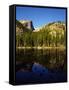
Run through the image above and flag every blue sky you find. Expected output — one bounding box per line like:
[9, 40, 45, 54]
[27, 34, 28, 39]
[16, 6, 66, 28]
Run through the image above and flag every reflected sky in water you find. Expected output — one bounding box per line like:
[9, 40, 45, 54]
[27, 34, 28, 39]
[16, 48, 67, 84]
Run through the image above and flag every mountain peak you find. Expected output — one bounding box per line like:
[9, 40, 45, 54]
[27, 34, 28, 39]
[33, 21, 65, 32]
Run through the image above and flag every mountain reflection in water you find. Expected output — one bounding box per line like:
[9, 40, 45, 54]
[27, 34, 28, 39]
[16, 48, 67, 84]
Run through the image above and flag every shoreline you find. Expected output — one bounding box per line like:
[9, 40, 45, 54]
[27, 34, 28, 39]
[16, 46, 66, 50]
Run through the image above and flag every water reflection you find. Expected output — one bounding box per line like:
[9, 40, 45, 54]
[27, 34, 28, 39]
[16, 48, 66, 71]
[16, 48, 67, 84]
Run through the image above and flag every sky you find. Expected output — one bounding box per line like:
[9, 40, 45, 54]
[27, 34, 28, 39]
[16, 6, 66, 29]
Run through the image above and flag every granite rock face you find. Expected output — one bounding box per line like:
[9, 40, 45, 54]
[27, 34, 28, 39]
[19, 20, 34, 30]
[16, 20, 34, 35]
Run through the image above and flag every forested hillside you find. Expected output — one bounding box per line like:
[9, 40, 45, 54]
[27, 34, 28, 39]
[16, 20, 66, 47]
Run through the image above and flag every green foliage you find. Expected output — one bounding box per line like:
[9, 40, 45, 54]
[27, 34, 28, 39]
[16, 21, 66, 47]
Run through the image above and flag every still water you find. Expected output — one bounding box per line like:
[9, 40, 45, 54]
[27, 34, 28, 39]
[16, 48, 67, 84]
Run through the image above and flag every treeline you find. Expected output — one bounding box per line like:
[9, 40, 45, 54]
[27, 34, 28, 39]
[16, 28, 66, 47]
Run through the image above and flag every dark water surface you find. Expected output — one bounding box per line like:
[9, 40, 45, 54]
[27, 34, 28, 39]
[16, 48, 67, 84]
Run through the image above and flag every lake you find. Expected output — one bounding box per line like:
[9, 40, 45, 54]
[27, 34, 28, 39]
[16, 48, 67, 84]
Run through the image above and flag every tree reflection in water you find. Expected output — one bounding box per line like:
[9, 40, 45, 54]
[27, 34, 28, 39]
[16, 48, 67, 84]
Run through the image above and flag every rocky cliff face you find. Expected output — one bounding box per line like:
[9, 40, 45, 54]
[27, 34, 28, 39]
[19, 20, 34, 30]
[16, 20, 34, 35]
[33, 21, 66, 33]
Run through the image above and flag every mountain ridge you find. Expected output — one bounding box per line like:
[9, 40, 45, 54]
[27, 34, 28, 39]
[33, 21, 66, 32]
[16, 20, 66, 35]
